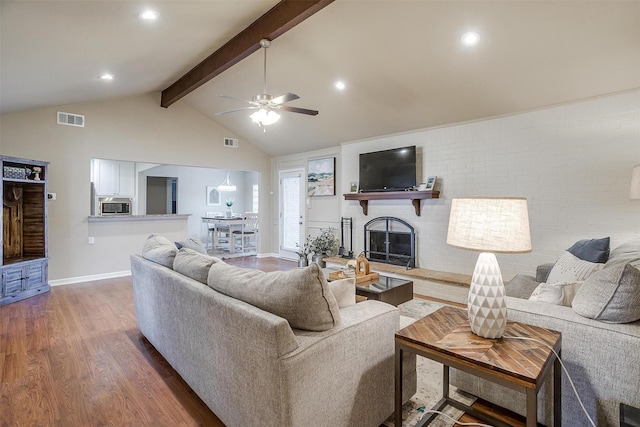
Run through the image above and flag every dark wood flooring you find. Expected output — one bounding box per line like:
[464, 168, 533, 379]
[1, 256, 523, 426]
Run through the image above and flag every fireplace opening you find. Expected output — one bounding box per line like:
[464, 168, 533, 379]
[364, 217, 415, 268]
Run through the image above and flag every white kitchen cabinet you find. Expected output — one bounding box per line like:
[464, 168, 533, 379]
[93, 159, 135, 196]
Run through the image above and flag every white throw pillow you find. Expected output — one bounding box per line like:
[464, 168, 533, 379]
[546, 251, 604, 284]
[528, 282, 582, 306]
[329, 278, 356, 308]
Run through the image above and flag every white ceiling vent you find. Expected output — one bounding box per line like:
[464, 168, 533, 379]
[223, 137, 239, 148]
[57, 111, 85, 127]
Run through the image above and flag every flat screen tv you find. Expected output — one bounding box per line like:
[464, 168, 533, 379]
[358, 146, 417, 192]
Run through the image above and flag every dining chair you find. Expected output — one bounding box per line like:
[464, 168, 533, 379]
[205, 211, 229, 252]
[232, 213, 259, 254]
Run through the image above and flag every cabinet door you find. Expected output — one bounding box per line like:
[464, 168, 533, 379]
[2, 267, 25, 297]
[25, 260, 46, 289]
[117, 161, 135, 196]
[94, 159, 118, 195]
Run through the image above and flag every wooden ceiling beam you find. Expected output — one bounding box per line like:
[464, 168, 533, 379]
[161, 0, 335, 108]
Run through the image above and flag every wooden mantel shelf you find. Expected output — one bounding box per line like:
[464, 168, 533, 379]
[343, 190, 440, 216]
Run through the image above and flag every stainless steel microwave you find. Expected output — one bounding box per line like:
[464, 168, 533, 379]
[99, 198, 132, 216]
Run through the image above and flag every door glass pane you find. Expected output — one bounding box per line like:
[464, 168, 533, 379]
[282, 174, 301, 251]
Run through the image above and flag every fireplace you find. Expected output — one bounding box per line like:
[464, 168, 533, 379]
[364, 217, 415, 268]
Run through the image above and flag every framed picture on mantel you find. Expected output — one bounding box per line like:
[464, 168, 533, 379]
[308, 157, 335, 197]
[425, 176, 437, 190]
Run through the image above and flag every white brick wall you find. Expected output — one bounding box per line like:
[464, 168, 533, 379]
[341, 90, 640, 278]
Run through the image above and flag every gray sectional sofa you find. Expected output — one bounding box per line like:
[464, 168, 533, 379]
[451, 238, 640, 426]
[130, 234, 416, 427]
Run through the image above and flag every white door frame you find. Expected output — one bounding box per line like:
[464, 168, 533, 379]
[278, 168, 306, 260]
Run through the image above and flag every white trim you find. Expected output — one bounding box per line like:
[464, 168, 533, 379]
[50, 270, 131, 286]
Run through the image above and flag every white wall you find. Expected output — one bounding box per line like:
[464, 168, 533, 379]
[0, 93, 272, 281]
[340, 90, 640, 278]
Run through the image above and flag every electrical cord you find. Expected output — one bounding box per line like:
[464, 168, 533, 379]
[417, 335, 597, 427]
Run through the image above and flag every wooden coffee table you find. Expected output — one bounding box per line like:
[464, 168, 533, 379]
[323, 269, 413, 306]
[395, 306, 562, 427]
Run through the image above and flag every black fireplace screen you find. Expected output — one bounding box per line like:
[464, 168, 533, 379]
[364, 217, 415, 268]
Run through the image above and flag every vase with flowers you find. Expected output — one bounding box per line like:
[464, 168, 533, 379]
[295, 235, 312, 267]
[309, 228, 339, 268]
[225, 198, 234, 217]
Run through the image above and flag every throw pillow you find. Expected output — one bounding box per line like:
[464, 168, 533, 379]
[207, 262, 341, 331]
[142, 233, 178, 268]
[605, 237, 640, 269]
[572, 263, 640, 323]
[528, 282, 582, 307]
[566, 237, 610, 263]
[329, 278, 356, 308]
[546, 251, 604, 284]
[173, 248, 223, 284]
[175, 236, 208, 255]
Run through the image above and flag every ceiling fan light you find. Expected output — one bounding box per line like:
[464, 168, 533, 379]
[250, 108, 280, 126]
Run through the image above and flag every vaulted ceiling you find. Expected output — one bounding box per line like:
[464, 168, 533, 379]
[2, 1, 639, 156]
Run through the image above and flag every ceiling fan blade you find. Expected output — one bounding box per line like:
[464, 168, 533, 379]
[271, 93, 300, 105]
[215, 106, 260, 116]
[279, 105, 319, 116]
[218, 94, 258, 106]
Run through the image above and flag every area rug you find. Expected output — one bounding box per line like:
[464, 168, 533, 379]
[384, 299, 476, 427]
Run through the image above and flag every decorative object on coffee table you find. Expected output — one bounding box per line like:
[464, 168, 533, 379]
[446, 197, 531, 339]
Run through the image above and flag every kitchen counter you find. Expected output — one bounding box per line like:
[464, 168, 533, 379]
[87, 214, 191, 223]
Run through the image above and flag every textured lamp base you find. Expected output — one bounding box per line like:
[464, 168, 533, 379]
[467, 252, 507, 339]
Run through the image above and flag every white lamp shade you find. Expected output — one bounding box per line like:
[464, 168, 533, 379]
[631, 164, 640, 200]
[447, 197, 532, 253]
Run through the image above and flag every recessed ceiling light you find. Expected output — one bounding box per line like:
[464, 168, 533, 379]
[334, 81, 346, 90]
[461, 31, 480, 46]
[99, 73, 114, 81]
[138, 10, 159, 21]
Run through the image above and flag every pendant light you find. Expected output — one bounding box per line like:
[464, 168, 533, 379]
[218, 170, 236, 192]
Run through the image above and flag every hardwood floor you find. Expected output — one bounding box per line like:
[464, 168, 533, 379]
[0, 277, 225, 426]
[1, 256, 522, 426]
[0, 256, 295, 426]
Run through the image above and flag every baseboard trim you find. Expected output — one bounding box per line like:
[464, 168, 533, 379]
[50, 270, 132, 286]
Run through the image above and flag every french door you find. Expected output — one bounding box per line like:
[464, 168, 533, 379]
[279, 169, 305, 260]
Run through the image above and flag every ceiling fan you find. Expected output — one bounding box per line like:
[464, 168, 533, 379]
[215, 39, 319, 128]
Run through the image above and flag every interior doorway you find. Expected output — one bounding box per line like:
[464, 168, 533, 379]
[147, 176, 178, 214]
[279, 169, 305, 260]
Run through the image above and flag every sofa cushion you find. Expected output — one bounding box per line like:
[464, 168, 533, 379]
[605, 237, 640, 269]
[173, 248, 224, 284]
[175, 236, 208, 255]
[572, 263, 640, 323]
[329, 278, 356, 308]
[528, 282, 582, 306]
[207, 263, 341, 331]
[566, 237, 610, 263]
[546, 251, 604, 284]
[505, 274, 539, 299]
[142, 234, 177, 268]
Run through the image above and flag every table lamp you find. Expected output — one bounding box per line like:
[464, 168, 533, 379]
[447, 197, 531, 339]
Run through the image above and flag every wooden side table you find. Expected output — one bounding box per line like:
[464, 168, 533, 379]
[395, 306, 561, 427]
